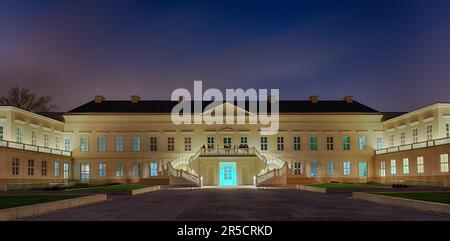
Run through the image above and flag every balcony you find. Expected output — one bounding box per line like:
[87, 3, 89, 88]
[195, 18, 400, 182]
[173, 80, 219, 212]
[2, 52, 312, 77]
[375, 136, 450, 155]
[199, 145, 257, 157]
[0, 139, 71, 157]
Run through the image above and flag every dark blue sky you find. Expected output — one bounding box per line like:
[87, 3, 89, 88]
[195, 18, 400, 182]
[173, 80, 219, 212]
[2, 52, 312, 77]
[1, 0, 450, 112]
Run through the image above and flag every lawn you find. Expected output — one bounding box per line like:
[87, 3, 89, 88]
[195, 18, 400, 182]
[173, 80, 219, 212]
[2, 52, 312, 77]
[0, 195, 83, 210]
[307, 183, 390, 189]
[84, 184, 149, 191]
[376, 192, 450, 205]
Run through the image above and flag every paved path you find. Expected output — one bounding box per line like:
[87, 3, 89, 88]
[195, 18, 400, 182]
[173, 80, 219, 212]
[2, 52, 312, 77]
[26, 187, 450, 221]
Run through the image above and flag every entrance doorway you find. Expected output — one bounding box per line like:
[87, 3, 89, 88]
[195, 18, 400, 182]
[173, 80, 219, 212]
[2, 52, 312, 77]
[219, 162, 237, 186]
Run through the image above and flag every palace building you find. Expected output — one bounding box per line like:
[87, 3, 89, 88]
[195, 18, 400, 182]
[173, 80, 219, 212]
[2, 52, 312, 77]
[0, 95, 449, 190]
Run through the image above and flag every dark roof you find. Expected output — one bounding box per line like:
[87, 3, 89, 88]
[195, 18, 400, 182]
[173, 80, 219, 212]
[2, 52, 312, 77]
[66, 100, 380, 114]
[381, 112, 408, 121]
[37, 112, 65, 122]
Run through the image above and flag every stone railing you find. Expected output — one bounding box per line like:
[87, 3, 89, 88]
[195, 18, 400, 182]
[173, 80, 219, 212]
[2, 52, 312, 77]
[0, 139, 71, 157]
[375, 136, 450, 155]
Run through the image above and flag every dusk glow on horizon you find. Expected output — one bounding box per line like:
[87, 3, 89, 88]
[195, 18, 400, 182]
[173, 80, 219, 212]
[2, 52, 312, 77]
[1, 0, 450, 112]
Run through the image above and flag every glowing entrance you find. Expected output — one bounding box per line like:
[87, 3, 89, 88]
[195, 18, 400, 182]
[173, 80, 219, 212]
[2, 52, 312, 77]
[219, 162, 237, 186]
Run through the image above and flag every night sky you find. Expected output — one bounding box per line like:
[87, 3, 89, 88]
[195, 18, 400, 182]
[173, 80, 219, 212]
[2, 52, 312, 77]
[1, 0, 450, 112]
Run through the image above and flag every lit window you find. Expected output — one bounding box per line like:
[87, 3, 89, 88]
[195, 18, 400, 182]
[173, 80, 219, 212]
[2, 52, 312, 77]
[380, 161, 386, 177]
[54, 160, 60, 177]
[389, 134, 394, 147]
[116, 163, 124, 177]
[184, 137, 192, 151]
[417, 156, 424, 174]
[359, 136, 367, 150]
[426, 124, 433, 141]
[359, 162, 367, 177]
[16, 126, 24, 143]
[44, 133, 49, 148]
[293, 137, 301, 151]
[63, 163, 69, 179]
[168, 137, 175, 151]
[80, 163, 90, 182]
[31, 130, 37, 146]
[390, 159, 397, 175]
[400, 132, 405, 146]
[293, 161, 302, 175]
[133, 136, 141, 152]
[41, 160, 47, 176]
[80, 136, 89, 152]
[150, 162, 158, 176]
[28, 159, 34, 176]
[150, 137, 158, 151]
[310, 161, 318, 176]
[12, 158, 19, 176]
[99, 163, 106, 177]
[403, 158, 409, 174]
[133, 163, 141, 177]
[98, 136, 106, 152]
[326, 161, 335, 176]
[412, 128, 418, 143]
[64, 137, 70, 152]
[343, 161, 351, 176]
[260, 137, 267, 151]
[310, 136, 317, 151]
[277, 136, 284, 151]
[440, 154, 449, 173]
[326, 137, 334, 151]
[376, 136, 383, 150]
[115, 136, 124, 152]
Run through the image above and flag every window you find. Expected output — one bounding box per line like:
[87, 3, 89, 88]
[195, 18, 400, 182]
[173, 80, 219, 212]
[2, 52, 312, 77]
[207, 136, 214, 149]
[400, 132, 405, 146]
[326, 136, 334, 151]
[168, 137, 175, 151]
[99, 163, 106, 177]
[440, 154, 449, 173]
[223, 137, 231, 148]
[133, 163, 141, 177]
[240, 136, 248, 145]
[115, 136, 124, 152]
[80, 163, 90, 182]
[98, 136, 106, 152]
[389, 134, 394, 147]
[80, 136, 89, 152]
[390, 159, 397, 175]
[310, 136, 317, 151]
[293, 137, 301, 151]
[326, 161, 335, 176]
[380, 161, 386, 177]
[41, 161, 47, 176]
[54, 161, 60, 177]
[426, 124, 433, 141]
[412, 128, 418, 143]
[446, 123, 450, 137]
[116, 163, 124, 177]
[150, 162, 158, 176]
[55, 136, 60, 150]
[150, 137, 158, 151]
[359, 136, 367, 150]
[184, 137, 191, 151]
[260, 137, 267, 151]
[16, 126, 24, 143]
[342, 136, 350, 150]
[64, 137, 70, 152]
[403, 158, 409, 174]
[63, 163, 69, 179]
[310, 161, 318, 176]
[343, 161, 351, 176]
[44, 133, 49, 148]
[293, 161, 302, 175]
[359, 162, 367, 177]
[277, 136, 284, 151]
[132, 136, 141, 152]
[28, 159, 34, 176]
[31, 130, 37, 146]
[12, 158, 19, 175]
[417, 156, 424, 174]
[376, 136, 383, 150]
[0, 126, 3, 140]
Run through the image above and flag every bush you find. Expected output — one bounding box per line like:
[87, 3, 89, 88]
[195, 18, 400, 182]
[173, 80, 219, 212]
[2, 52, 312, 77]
[392, 184, 410, 188]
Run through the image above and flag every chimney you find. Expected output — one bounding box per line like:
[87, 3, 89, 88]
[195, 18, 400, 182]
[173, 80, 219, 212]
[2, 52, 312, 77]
[309, 95, 318, 103]
[343, 96, 353, 103]
[94, 95, 105, 103]
[131, 95, 140, 103]
[178, 96, 184, 102]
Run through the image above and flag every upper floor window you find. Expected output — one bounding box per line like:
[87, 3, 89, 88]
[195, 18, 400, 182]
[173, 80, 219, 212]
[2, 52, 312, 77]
[207, 136, 214, 149]
[390, 159, 397, 175]
[99, 163, 106, 177]
[44, 133, 49, 148]
[223, 137, 231, 148]
[293, 137, 301, 151]
[293, 161, 302, 175]
[343, 161, 351, 176]
[260, 137, 268, 151]
[359, 136, 367, 150]
[446, 123, 450, 137]
[400, 132, 405, 146]
[412, 128, 418, 143]
[184, 137, 191, 151]
[132, 136, 141, 152]
[440, 154, 449, 173]
[41, 160, 47, 176]
[359, 162, 367, 177]
[389, 134, 394, 147]
[55, 136, 60, 150]
[115, 136, 124, 152]
[150, 137, 158, 151]
[64, 137, 70, 152]
[98, 136, 106, 152]
[417, 156, 424, 174]
[403, 158, 409, 174]
[326, 161, 335, 176]
[12, 158, 19, 176]
[31, 130, 37, 146]
[326, 137, 334, 151]
[240, 136, 247, 145]
[277, 136, 284, 151]
[342, 136, 350, 151]
[380, 161, 386, 177]
[28, 159, 34, 176]
[0, 126, 3, 140]
[376, 136, 383, 150]
[80, 136, 89, 152]
[16, 126, 24, 143]
[310, 136, 317, 151]
[426, 124, 433, 141]
[168, 137, 175, 151]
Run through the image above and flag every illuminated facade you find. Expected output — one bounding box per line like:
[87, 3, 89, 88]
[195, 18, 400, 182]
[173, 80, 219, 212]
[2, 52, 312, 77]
[0, 96, 449, 190]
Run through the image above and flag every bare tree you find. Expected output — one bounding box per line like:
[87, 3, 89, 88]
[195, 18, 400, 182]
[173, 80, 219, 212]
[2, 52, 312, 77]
[0, 86, 57, 112]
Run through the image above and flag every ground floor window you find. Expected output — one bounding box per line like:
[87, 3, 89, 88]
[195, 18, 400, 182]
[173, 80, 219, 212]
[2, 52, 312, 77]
[99, 163, 106, 177]
[133, 163, 141, 177]
[417, 156, 424, 174]
[63, 163, 69, 179]
[54, 160, 60, 177]
[150, 162, 158, 176]
[343, 161, 351, 176]
[380, 161, 386, 177]
[390, 159, 397, 175]
[81, 163, 90, 181]
[116, 163, 124, 177]
[326, 161, 335, 176]
[440, 154, 449, 173]
[403, 158, 409, 174]
[310, 161, 318, 176]
[359, 162, 367, 177]
[28, 159, 34, 176]
[293, 161, 302, 175]
[41, 160, 47, 176]
[12, 158, 19, 176]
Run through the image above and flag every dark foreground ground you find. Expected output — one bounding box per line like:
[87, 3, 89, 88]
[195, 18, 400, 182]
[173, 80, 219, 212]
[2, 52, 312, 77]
[24, 187, 450, 221]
